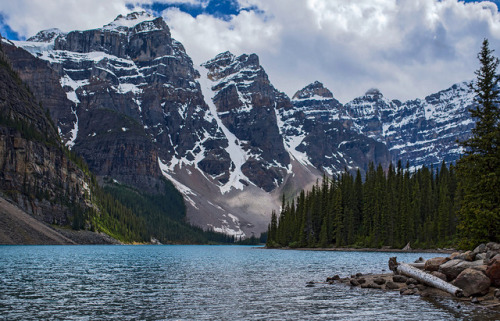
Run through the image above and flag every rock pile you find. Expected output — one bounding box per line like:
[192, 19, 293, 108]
[326, 242, 500, 306]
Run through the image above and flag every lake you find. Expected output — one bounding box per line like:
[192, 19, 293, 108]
[0, 245, 498, 320]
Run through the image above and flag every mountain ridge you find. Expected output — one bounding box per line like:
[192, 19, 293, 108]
[3, 12, 475, 238]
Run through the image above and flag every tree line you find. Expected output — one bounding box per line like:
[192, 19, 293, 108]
[267, 161, 458, 249]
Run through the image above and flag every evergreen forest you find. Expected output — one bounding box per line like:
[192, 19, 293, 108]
[266, 162, 459, 249]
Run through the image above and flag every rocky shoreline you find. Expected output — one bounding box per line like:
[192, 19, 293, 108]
[320, 242, 500, 311]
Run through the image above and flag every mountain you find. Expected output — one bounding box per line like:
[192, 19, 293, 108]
[0, 38, 123, 243]
[283, 81, 391, 176]
[3, 12, 475, 238]
[342, 84, 474, 168]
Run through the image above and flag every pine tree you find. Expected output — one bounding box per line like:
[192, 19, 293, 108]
[457, 39, 500, 248]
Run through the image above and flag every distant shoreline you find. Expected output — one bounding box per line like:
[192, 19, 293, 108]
[265, 247, 456, 254]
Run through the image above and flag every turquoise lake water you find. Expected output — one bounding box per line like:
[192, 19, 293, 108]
[0, 245, 498, 320]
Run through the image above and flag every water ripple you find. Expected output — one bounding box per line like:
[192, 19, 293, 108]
[1, 245, 499, 320]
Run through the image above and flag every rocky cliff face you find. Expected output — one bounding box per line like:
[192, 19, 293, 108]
[0, 42, 91, 225]
[282, 81, 391, 176]
[7, 12, 230, 194]
[201, 51, 291, 192]
[343, 84, 474, 168]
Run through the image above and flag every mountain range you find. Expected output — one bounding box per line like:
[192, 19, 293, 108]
[1, 12, 475, 239]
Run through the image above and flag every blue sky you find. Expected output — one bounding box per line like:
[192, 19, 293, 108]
[2, 0, 500, 102]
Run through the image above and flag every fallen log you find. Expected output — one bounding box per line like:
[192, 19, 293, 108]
[389, 257, 463, 297]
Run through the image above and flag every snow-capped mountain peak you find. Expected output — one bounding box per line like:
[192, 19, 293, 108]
[102, 11, 157, 31]
[292, 81, 334, 101]
[26, 28, 65, 43]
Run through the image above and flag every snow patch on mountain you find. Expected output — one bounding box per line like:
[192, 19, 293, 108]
[198, 66, 250, 194]
[102, 12, 156, 31]
[158, 158, 199, 209]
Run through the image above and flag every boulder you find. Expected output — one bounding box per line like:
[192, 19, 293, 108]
[484, 251, 499, 265]
[476, 253, 486, 261]
[350, 279, 360, 286]
[400, 288, 417, 295]
[393, 275, 408, 283]
[406, 278, 419, 285]
[357, 278, 366, 285]
[473, 243, 487, 254]
[430, 271, 447, 281]
[464, 251, 476, 262]
[385, 281, 399, 290]
[438, 259, 485, 281]
[373, 277, 386, 285]
[449, 252, 461, 260]
[452, 268, 491, 297]
[454, 251, 475, 261]
[416, 284, 427, 291]
[486, 242, 500, 252]
[486, 254, 500, 287]
[424, 257, 449, 272]
[494, 288, 500, 298]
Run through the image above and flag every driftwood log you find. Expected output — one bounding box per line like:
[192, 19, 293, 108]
[389, 257, 463, 297]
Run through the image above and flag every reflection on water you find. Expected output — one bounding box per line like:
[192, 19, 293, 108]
[0, 245, 499, 320]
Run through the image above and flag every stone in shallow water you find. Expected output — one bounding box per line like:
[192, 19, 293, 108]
[385, 281, 399, 290]
[393, 275, 408, 283]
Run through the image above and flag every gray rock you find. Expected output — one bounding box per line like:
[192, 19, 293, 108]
[474, 243, 487, 254]
[366, 283, 382, 289]
[393, 275, 408, 283]
[400, 288, 417, 295]
[430, 271, 447, 281]
[476, 253, 486, 261]
[373, 277, 386, 285]
[406, 278, 419, 285]
[494, 288, 500, 298]
[416, 284, 427, 291]
[486, 242, 500, 251]
[385, 281, 399, 290]
[438, 259, 485, 281]
[452, 268, 491, 297]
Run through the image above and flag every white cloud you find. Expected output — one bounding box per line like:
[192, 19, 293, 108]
[3, 0, 500, 102]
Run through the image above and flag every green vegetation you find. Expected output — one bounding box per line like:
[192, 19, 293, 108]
[266, 161, 458, 249]
[456, 38, 500, 248]
[102, 179, 235, 244]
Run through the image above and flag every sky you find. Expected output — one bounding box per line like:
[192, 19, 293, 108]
[2, 0, 500, 103]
